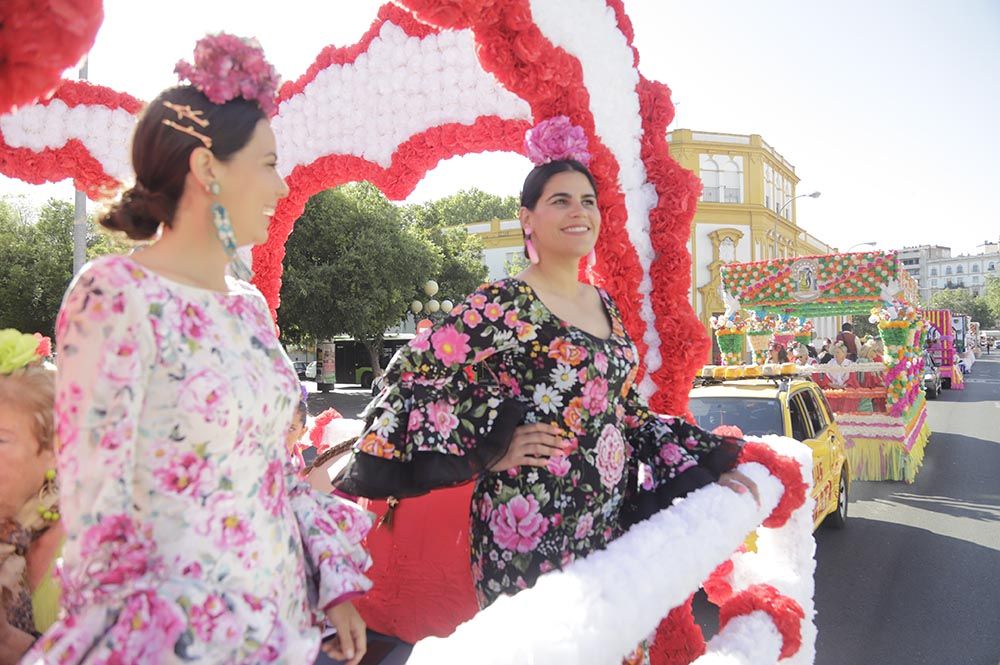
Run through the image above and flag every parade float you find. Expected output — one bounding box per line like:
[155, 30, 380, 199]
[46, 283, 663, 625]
[720, 251, 931, 483]
[1, 1, 820, 662]
[924, 309, 964, 390]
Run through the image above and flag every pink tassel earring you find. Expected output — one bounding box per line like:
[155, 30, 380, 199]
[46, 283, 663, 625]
[525, 234, 540, 264]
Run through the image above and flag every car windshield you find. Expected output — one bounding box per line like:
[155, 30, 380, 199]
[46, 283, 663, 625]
[688, 396, 784, 437]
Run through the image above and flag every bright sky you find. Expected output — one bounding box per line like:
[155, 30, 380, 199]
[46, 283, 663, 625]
[3, 0, 998, 255]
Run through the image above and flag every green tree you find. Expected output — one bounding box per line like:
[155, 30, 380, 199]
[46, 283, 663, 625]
[279, 183, 439, 374]
[984, 276, 1000, 326]
[403, 188, 519, 229]
[423, 224, 488, 304]
[0, 197, 132, 336]
[927, 287, 996, 328]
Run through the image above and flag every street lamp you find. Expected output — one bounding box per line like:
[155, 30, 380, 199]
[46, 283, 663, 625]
[846, 242, 877, 252]
[772, 191, 821, 258]
[410, 280, 453, 318]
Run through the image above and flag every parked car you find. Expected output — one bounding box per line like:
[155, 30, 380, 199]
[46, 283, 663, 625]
[305, 361, 317, 380]
[922, 352, 942, 399]
[688, 375, 849, 530]
[293, 361, 308, 380]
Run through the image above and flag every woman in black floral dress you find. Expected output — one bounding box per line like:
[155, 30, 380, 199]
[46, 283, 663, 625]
[336, 155, 757, 623]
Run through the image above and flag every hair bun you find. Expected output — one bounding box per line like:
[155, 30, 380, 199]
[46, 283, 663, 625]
[99, 182, 175, 240]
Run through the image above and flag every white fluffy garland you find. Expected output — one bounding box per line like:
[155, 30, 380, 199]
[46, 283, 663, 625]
[272, 22, 531, 174]
[693, 612, 784, 665]
[530, 0, 663, 400]
[701, 435, 816, 665]
[407, 451, 813, 665]
[0, 99, 135, 182]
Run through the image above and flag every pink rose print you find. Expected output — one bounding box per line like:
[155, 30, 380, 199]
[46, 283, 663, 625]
[574, 513, 594, 539]
[180, 302, 210, 340]
[546, 454, 571, 477]
[258, 459, 285, 516]
[98, 422, 133, 452]
[154, 451, 208, 496]
[489, 494, 549, 553]
[684, 435, 700, 450]
[74, 516, 158, 602]
[659, 443, 685, 466]
[426, 399, 460, 437]
[189, 594, 241, 644]
[106, 590, 185, 661]
[407, 409, 425, 432]
[100, 337, 142, 386]
[469, 293, 488, 309]
[595, 424, 626, 489]
[410, 327, 431, 352]
[504, 310, 519, 327]
[476, 494, 494, 522]
[594, 352, 609, 374]
[581, 377, 609, 415]
[431, 325, 471, 367]
[178, 368, 231, 426]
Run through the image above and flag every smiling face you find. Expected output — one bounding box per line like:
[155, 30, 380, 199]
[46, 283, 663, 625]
[520, 170, 600, 262]
[211, 119, 289, 247]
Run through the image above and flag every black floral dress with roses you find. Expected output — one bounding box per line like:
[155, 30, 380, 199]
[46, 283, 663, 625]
[336, 279, 740, 608]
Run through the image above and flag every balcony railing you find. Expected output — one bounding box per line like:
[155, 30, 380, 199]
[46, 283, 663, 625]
[701, 186, 742, 204]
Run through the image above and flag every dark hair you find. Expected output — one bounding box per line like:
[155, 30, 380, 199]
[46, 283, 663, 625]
[518, 159, 597, 258]
[520, 159, 597, 210]
[842, 322, 853, 332]
[100, 86, 267, 240]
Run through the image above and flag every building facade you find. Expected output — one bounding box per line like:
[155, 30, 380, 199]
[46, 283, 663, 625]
[897, 242, 999, 302]
[665, 130, 837, 336]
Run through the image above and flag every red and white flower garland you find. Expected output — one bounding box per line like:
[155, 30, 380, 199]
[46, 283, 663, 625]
[407, 435, 814, 665]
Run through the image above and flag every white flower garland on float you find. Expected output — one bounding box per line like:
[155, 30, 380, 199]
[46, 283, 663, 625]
[408, 436, 816, 665]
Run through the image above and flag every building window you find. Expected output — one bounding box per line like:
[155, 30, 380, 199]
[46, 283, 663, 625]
[957, 265, 964, 274]
[931, 278, 938, 287]
[946, 266, 952, 275]
[700, 155, 720, 203]
[972, 264, 980, 273]
[700, 155, 744, 204]
[930, 267, 938, 276]
[972, 275, 980, 284]
[989, 262, 997, 271]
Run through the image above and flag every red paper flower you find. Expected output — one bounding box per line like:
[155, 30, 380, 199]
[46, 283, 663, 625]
[718, 584, 805, 659]
[739, 442, 807, 529]
[0, 0, 104, 115]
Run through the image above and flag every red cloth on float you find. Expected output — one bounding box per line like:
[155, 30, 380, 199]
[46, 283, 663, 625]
[353, 486, 479, 643]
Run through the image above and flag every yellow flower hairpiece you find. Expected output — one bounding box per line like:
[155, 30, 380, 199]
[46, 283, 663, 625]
[0, 329, 50, 374]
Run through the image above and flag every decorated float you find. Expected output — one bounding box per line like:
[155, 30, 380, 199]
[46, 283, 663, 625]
[924, 309, 964, 390]
[719, 251, 931, 483]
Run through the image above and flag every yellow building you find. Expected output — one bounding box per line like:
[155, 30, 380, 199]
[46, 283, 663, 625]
[463, 129, 841, 347]
[666, 129, 838, 338]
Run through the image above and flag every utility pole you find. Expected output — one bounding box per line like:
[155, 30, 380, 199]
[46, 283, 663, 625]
[72, 58, 89, 275]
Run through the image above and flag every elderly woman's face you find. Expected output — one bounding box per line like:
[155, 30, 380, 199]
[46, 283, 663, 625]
[833, 346, 848, 361]
[0, 402, 54, 519]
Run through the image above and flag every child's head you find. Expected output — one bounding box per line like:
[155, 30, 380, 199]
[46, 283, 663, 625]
[286, 383, 309, 450]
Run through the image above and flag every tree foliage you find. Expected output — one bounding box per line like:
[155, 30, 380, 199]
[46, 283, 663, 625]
[278, 183, 439, 372]
[0, 197, 131, 336]
[402, 187, 518, 230]
[927, 286, 997, 328]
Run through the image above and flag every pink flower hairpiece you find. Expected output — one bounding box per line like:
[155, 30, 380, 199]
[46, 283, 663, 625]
[524, 115, 592, 167]
[174, 33, 280, 116]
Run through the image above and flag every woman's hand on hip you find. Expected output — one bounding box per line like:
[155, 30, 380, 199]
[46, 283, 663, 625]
[489, 423, 567, 472]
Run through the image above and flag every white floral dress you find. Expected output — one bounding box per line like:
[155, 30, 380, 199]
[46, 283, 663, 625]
[25, 255, 372, 664]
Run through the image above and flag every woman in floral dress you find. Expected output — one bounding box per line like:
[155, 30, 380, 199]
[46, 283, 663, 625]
[336, 119, 756, 659]
[24, 36, 372, 665]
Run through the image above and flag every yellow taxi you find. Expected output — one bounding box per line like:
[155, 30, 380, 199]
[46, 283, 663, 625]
[688, 371, 849, 530]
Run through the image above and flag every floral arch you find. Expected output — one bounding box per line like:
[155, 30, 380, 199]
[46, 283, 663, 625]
[0, 0, 705, 415]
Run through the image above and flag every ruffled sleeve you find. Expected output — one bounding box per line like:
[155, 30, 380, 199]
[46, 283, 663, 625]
[285, 478, 373, 611]
[619, 381, 743, 527]
[26, 260, 268, 663]
[335, 282, 529, 499]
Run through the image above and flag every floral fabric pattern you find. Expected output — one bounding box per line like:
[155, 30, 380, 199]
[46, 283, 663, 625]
[357, 279, 735, 608]
[26, 255, 372, 664]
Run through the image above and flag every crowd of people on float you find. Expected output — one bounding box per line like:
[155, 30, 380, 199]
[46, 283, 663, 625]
[0, 34, 762, 665]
